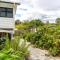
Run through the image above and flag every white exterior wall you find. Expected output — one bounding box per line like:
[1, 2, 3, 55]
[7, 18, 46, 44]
[0, 2, 17, 29]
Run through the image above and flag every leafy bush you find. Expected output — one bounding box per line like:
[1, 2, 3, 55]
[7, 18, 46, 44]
[15, 19, 60, 56]
[24, 24, 60, 56]
[49, 47, 60, 56]
[0, 48, 25, 60]
[0, 37, 6, 50]
[0, 36, 29, 60]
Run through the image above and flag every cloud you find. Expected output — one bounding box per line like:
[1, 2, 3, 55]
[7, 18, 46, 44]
[29, 0, 60, 10]
[20, 0, 60, 10]
[15, 0, 60, 22]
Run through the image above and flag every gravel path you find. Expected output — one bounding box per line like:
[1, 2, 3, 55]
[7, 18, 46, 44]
[28, 46, 60, 60]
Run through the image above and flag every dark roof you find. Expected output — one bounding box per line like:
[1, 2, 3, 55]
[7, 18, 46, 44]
[0, 1, 20, 5]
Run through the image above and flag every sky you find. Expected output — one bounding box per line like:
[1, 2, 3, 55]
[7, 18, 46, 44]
[15, 0, 60, 23]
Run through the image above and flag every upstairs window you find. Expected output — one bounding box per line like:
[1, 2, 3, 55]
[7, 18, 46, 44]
[0, 7, 13, 18]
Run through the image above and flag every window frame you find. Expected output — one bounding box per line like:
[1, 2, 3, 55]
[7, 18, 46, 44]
[0, 7, 13, 18]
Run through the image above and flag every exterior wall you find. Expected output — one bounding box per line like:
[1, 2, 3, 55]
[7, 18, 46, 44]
[0, 2, 17, 30]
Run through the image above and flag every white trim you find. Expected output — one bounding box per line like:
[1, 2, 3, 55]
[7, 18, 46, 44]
[0, 30, 14, 33]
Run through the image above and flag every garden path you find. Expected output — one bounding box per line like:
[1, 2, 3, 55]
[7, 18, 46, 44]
[28, 46, 60, 60]
[19, 39, 60, 60]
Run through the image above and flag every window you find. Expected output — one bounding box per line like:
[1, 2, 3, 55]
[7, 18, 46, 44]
[0, 7, 13, 18]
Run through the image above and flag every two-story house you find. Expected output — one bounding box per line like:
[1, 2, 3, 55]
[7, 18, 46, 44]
[0, 0, 20, 39]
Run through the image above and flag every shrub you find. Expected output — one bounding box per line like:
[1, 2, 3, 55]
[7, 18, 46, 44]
[0, 37, 6, 50]
[49, 47, 60, 56]
[0, 36, 29, 60]
[15, 19, 60, 56]
[24, 25, 60, 56]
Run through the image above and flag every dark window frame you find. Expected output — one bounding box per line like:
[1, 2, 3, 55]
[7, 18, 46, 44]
[0, 7, 13, 18]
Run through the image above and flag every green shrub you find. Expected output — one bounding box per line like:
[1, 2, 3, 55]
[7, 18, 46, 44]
[0, 36, 29, 60]
[15, 19, 60, 56]
[24, 25, 60, 56]
[49, 47, 60, 56]
[0, 48, 25, 60]
[0, 38, 6, 50]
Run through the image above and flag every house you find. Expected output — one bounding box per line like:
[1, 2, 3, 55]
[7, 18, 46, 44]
[0, 0, 20, 40]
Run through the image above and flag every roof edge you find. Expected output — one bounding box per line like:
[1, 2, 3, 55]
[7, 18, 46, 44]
[0, 1, 20, 5]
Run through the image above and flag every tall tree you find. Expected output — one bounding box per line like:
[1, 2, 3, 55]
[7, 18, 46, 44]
[15, 20, 21, 25]
[56, 18, 60, 25]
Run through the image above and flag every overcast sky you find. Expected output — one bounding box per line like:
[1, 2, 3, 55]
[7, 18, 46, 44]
[15, 0, 60, 23]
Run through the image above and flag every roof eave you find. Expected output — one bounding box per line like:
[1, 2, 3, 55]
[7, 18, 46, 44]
[0, 1, 20, 5]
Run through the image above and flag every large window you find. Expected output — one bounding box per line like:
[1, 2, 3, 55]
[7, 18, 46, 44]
[0, 7, 13, 18]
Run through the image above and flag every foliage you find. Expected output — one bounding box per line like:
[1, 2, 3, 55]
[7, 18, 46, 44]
[0, 38, 6, 50]
[16, 19, 44, 30]
[23, 23, 60, 56]
[0, 36, 29, 60]
[15, 19, 60, 56]
[56, 18, 60, 25]
[49, 47, 60, 56]
[15, 20, 21, 25]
